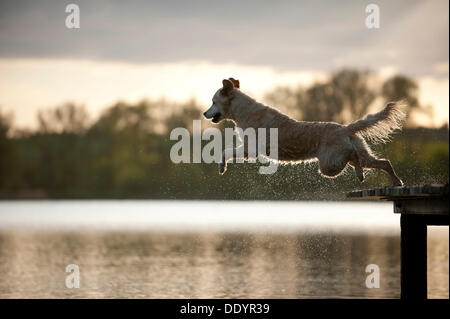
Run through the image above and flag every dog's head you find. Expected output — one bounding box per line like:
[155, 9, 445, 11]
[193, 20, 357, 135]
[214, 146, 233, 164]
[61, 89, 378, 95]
[203, 78, 240, 123]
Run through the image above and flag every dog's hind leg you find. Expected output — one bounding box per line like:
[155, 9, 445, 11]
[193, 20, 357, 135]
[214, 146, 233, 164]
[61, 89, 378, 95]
[352, 138, 403, 186]
[349, 149, 364, 183]
[350, 159, 364, 182]
[363, 157, 403, 186]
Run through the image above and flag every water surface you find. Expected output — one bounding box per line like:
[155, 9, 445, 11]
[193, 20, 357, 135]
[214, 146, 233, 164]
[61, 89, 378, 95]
[0, 201, 447, 298]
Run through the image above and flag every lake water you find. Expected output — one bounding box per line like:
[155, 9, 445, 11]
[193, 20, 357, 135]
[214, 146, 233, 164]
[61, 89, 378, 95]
[0, 201, 447, 298]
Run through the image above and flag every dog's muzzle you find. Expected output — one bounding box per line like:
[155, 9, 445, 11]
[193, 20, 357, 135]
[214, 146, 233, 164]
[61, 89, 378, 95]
[211, 113, 221, 123]
[203, 112, 221, 123]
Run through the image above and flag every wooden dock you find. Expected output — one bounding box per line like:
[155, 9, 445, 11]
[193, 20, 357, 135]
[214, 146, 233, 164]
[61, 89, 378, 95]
[347, 184, 449, 300]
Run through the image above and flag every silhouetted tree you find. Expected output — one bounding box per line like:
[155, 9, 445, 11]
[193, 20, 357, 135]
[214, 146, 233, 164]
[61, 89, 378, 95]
[381, 75, 433, 125]
[0, 110, 20, 189]
[164, 99, 203, 133]
[89, 100, 155, 135]
[382, 75, 419, 108]
[264, 86, 301, 119]
[265, 69, 376, 123]
[329, 69, 375, 121]
[38, 103, 90, 134]
[302, 82, 344, 122]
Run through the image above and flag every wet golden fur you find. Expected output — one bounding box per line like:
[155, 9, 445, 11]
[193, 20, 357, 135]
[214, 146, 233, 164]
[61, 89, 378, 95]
[203, 79, 405, 186]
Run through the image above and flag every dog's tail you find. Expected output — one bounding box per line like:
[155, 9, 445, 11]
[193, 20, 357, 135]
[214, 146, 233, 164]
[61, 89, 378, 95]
[345, 101, 406, 144]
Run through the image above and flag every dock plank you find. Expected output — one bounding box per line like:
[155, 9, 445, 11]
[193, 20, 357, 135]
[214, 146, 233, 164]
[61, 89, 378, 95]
[346, 184, 449, 201]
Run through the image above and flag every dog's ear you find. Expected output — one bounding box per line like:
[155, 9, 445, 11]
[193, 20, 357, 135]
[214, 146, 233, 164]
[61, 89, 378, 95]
[228, 78, 240, 89]
[221, 79, 234, 95]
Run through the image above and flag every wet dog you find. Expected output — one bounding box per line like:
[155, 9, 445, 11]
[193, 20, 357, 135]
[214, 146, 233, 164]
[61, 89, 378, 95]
[203, 78, 405, 186]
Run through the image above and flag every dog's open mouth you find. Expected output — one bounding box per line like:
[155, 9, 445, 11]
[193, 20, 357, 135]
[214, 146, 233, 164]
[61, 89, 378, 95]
[212, 113, 221, 123]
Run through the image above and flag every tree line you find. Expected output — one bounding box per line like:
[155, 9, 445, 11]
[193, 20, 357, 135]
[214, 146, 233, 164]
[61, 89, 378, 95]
[0, 69, 448, 199]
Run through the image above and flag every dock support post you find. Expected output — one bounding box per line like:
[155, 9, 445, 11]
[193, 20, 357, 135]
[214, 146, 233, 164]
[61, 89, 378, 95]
[400, 214, 427, 300]
[347, 184, 449, 299]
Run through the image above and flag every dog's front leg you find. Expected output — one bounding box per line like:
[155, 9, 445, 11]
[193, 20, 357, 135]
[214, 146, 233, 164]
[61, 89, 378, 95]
[219, 145, 247, 175]
[219, 147, 234, 175]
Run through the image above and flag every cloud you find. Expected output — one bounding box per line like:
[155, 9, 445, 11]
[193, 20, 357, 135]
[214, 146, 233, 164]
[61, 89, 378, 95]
[0, 0, 448, 77]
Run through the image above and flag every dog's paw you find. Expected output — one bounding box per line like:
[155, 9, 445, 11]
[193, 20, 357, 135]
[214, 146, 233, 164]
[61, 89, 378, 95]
[393, 179, 404, 187]
[219, 163, 227, 175]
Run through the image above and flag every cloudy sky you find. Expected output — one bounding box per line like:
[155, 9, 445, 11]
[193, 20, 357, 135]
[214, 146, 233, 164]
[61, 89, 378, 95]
[0, 0, 448, 128]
